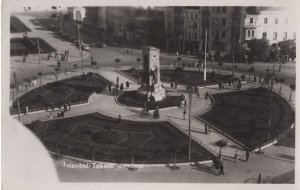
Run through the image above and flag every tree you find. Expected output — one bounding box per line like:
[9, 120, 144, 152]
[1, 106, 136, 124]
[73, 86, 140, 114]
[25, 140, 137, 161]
[217, 61, 223, 75]
[278, 40, 296, 61]
[215, 139, 228, 161]
[247, 39, 270, 62]
[289, 83, 295, 102]
[37, 71, 43, 85]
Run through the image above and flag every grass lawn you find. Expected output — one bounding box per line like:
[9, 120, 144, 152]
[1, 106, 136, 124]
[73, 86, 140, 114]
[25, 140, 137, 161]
[198, 87, 294, 150]
[122, 68, 233, 86]
[11, 72, 112, 114]
[10, 37, 56, 56]
[10, 16, 31, 33]
[26, 113, 214, 164]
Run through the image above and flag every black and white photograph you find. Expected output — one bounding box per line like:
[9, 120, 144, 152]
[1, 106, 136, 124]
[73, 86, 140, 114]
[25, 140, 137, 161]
[1, 0, 299, 189]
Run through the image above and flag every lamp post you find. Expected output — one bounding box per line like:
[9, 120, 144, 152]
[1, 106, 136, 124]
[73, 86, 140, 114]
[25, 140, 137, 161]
[187, 88, 193, 161]
[77, 21, 84, 75]
[204, 29, 207, 81]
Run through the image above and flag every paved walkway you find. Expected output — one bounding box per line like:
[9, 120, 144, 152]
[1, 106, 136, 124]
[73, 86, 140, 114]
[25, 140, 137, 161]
[11, 66, 295, 182]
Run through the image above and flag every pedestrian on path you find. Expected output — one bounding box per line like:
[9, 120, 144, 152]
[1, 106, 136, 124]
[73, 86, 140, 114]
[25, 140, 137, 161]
[197, 89, 200, 98]
[55, 51, 58, 58]
[25, 106, 29, 115]
[64, 104, 67, 112]
[120, 83, 124, 91]
[68, 102, 71, 111]
[175, 81, 178, 89]
[183, 108, 186, 120]
[50, 112, 53, 119]
[126, 81, 129, 88]
[116, 76, 119, 84]
[57, 112, 61, 118]
[218, 162, 224, 175]
[108, 85, 112, 94]
[61, 110, 65, 117]
[51, 102, 54, 111]
[246, 150, 250, 162]
[234, 150, 239, 164]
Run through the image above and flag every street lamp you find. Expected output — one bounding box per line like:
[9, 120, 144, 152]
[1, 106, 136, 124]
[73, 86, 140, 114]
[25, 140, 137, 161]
[187, 87, 194, 161]
[76, 21, 84, 76]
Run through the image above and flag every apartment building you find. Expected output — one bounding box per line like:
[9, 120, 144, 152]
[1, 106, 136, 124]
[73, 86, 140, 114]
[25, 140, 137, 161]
[244, 7, 296, 45]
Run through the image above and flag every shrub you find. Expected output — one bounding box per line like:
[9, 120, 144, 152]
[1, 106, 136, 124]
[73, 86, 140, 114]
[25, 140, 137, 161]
[175, 67, 184, 72]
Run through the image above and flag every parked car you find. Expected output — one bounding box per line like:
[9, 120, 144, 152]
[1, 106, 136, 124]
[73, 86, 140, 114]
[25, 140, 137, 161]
[96, 41, 106, 48]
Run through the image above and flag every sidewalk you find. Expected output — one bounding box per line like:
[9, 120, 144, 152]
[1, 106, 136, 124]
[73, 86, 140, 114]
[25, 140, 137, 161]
[11, 66, 295, 183]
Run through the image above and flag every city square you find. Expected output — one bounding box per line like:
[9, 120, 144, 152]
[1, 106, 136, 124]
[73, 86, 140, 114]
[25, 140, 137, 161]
[5, 5, 296, 184]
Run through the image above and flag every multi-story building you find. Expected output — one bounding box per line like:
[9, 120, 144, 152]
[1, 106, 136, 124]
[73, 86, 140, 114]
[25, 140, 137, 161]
[244, 7, 297, 45]
[209, 6, 247, 58]
[164, 7, 185, 52]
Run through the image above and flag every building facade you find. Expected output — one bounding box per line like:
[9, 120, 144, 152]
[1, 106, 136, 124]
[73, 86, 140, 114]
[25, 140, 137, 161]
[244, 7, 297, 45]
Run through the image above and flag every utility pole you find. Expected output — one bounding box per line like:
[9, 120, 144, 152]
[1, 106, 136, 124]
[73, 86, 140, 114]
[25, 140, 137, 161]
[204, 29, 207, 81]
[267, 49, 276, 141]
[37, 36, 41, 64]
[77, 23, 84, 75]
[188, 88, 193, 161]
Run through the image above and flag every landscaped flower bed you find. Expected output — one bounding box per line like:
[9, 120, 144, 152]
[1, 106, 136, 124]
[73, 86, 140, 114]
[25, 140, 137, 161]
[11, 72, 112, 114]
[26, 113, 214, 164]
[122, 68, 234, 86]
[117, 90, 182, 110]
[10, 37, 56, 56]
[10, 16, 31, 33]
[198, 87, 295, 150]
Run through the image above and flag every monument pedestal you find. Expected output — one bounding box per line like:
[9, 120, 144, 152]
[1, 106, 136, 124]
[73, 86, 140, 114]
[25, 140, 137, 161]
[136, 46, 166, 102]
[137, 84, 166, 101]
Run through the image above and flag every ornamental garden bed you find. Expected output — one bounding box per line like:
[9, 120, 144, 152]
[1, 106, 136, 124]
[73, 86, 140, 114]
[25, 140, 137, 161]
[122, 68, 234, 86]
[116, 90, 182, 110]
[198, 87, 295, 150]
[10, 37, 56, 56]
[26, 113, 214, 164]
[11, 72, 112, 114]
[10, 16, 31, 33]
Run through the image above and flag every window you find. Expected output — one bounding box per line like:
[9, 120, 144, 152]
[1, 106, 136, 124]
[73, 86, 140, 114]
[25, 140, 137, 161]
[252, 30, 254, 37]
[195, 14, 198, 20]
[212, 18, 215, 25]
[191, 14, 194, 19]
[273, 32, 277, 40]
[275, 18, 278, 24]
[185, 32, 188, 39]
[216, 31, 219, 40]
[212, 30, 214, 38]
[222, 7, 227, 13]
[194, 33, 198, 40]
[250, 18, 254, 24]
[285, 17, 288, 24]
[217, 7, 220, 13]
[248, 30, 251, 37]
[283, 32, 288, 40]
[263, 32, 267, 39]
[222, 31, 226, 38]
[264, 18, 268, 24]
[222, 18, 226, 25]
[213, 7, 216, 13]
[188, 32, 191, 39]
[193, 22, 198, 29]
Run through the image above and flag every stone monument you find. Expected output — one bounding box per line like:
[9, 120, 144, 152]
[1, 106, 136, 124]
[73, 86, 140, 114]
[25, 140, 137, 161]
[137, 46, 166, 101]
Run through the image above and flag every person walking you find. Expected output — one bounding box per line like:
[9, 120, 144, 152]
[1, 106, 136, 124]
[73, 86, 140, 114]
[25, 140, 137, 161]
[68, 102, 71, 111]
[116, 76, 119, 84]
[64, 104, 67, 112]
[108, 84, 112, 94]
[246, 150, 250, 162]
[218, 162, 224, 175]
[126, 81, 129, 88]
[25, 106, 29, 115]
[55, 51, 58, 58]
[183, 108, 186, 120]
[50, 112, 53, 119]
[120, 83, 124, 91]
[197, 89, 200, 98]
[234, 150, 239, 164]
[175, 81, 178, 89]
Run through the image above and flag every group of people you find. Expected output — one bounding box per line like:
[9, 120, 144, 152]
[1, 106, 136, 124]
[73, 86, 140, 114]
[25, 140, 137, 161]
[108, 76, 130, 95]
[48, 101, 71, 119]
